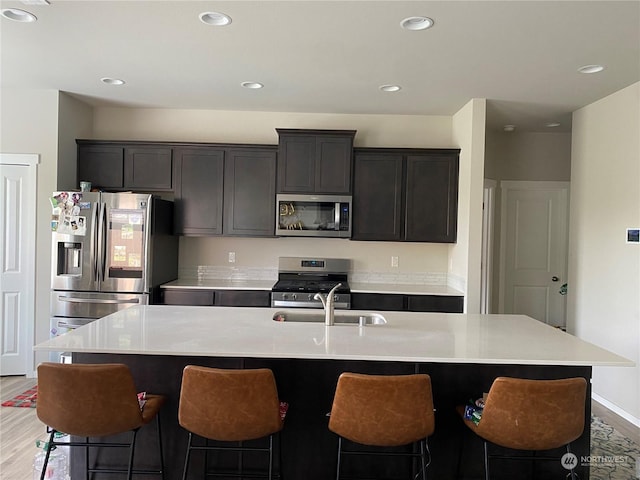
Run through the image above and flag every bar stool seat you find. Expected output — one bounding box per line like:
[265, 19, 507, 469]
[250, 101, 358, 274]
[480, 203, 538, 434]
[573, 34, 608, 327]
[178, 365, 284, 480]
[36, 362, 165, 480]
[328, 372, 435, 480]
[457, 376, 587, 480]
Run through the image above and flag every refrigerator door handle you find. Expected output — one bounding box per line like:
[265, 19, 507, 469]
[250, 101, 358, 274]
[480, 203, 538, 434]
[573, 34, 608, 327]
[57, 295, 141, 305]
[98, 201, 107, 282]
[93, 202, 101, 283]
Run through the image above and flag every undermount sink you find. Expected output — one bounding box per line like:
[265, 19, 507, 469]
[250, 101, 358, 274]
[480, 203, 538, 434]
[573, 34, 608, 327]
[273, 311, 387, 325]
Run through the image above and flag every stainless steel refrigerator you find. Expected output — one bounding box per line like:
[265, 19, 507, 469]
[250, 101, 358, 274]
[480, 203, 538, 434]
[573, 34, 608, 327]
[50, 192, 178, 359]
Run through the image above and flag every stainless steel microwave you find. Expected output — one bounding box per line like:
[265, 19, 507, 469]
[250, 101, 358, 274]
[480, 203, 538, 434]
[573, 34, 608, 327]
[276, 194, 352, 237]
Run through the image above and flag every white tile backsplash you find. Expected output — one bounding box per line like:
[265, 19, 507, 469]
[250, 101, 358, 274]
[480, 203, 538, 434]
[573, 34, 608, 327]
[182, 265, 450, 287]
[179, 266, 278, 282]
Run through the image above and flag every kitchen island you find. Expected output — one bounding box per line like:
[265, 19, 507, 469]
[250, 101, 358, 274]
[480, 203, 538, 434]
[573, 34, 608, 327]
[34, 306, 632, 479]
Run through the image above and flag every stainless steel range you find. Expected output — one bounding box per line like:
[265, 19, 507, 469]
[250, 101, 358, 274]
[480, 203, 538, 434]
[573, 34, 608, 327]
[271, 257, 351, 309]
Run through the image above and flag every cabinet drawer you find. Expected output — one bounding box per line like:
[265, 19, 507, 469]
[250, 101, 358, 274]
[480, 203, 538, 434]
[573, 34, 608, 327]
[215, 290, 271, 307]
[351, 293, 405, 311]
[406, 295, 463, 313]
[162, 289, 214, 306]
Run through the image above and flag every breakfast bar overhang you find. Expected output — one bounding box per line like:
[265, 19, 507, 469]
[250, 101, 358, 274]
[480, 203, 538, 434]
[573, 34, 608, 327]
[34, 306, 633, 479]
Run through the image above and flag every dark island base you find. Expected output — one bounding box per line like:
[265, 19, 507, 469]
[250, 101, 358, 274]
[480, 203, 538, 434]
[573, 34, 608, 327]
[72, 353, 591, 480]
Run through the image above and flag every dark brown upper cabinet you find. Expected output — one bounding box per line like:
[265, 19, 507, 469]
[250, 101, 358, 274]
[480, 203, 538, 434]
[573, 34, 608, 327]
[77, 143, 124, 190]
[352, 148, 459, 243]
[173, 145, 277, 237]
[173, 147, 225, 235]
[276, 129, 356, 194]
[351, 152, 404, 241]
[77, 141, 173, 191]
[223, 148, 277, 236]
[124, 147, 173, 191]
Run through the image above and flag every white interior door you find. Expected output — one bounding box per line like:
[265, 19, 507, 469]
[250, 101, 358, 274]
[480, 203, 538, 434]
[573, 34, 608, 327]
[499, 181, 569, 327]
[0, 154, 38, 375]
[481, 179, 497, 314]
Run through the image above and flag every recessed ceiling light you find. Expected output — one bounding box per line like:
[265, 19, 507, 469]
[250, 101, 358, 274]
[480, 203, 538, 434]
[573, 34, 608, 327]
[400, 16, 434, 31]
[199, 11, 232, 26]
[546, 122, 561, 128]
[578, 64, 605, 74]
[380, 85, 401, 92]
[1, 8, 37, 22]
[241, 81, 263, 89]
[503, 125, 516, 132]
[101, 77, 125, 86]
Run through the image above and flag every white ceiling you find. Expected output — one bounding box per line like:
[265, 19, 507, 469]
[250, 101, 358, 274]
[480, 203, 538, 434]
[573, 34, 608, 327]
[1, 0, 639, 133]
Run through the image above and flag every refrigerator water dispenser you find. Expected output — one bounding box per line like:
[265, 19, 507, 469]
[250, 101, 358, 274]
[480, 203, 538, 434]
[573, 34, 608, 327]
[56, 242, 82, 275]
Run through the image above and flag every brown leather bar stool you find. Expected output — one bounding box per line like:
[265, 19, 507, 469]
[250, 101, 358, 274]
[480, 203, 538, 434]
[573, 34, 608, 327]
[178, 365, 284, 480]
[328, 372, 435, 480]
[457, 376, 587, 480]
[36, 362, 165, 480]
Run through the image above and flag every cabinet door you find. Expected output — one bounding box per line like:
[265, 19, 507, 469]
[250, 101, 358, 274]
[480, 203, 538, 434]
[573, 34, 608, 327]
[405, 154, 459, 243]
[77, 144, 124, 189]
[174, 148, 224, 235]
[352, 153, 404, 241]
[224, 148, 276, 236]
[277, 135, 316, 193]
[124, 147, 173, 191]
[315, 135, 353, 193]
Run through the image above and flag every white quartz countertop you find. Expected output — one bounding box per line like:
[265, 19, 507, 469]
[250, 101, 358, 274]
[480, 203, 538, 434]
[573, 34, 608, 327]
[161, 279, 463, 296]
[35, 306, 632, 367]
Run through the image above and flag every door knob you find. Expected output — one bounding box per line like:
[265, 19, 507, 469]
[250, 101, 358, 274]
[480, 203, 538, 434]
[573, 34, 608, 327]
[551, 276, 559, 282]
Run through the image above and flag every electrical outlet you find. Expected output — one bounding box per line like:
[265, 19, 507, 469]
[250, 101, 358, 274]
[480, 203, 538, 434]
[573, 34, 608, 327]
[391, 256, 399, 268]
[228, 252, 236, 263]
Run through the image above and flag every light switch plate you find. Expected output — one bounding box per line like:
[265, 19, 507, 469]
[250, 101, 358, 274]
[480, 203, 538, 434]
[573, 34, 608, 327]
[626, 228, 639, 244]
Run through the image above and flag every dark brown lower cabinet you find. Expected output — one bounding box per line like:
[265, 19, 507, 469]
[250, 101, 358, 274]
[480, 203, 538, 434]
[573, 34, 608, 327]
[352, 292, 463, 313]
[162, 289, 215, 306]
[214, 290, 270, 307]
[161, 289, 270, 307]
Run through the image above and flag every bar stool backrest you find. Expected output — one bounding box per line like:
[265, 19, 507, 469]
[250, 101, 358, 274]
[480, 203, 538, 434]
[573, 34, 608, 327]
[328, 373, 435, 447]
[36, 362, 146, 437]
[178, 366, 283, 442]
[475, 376, 587, 451]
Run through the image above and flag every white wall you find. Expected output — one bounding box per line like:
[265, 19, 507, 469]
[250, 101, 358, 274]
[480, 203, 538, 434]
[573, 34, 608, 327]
[57, 93, 93, 190]
[93, 108, 453, 148]
[451, 99, 486, 312]
[93, 107, 461, 279]
[484, 131, 572, 312]
[1, 89, 60, 373]
[484, 131, 571, 182]
[569, 82, 640, 423]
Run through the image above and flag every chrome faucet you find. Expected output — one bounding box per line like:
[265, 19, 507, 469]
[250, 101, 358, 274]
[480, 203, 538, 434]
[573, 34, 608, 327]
[314, 283, 342, 326]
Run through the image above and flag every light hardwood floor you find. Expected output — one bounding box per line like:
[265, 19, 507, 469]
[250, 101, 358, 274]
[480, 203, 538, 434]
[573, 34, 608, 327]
[1, 376, 45, 480]
[2, 375, 639, 480]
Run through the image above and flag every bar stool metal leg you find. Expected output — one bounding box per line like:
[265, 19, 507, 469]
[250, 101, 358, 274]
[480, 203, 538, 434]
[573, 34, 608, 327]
[483, 440, 490, 480]
[156, 414, 165, 480]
